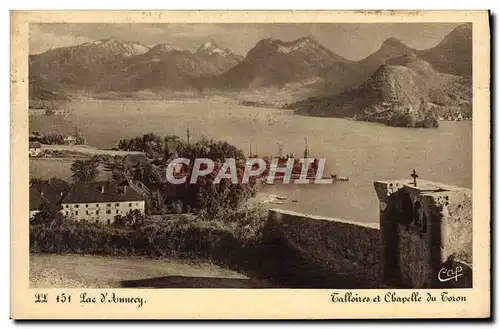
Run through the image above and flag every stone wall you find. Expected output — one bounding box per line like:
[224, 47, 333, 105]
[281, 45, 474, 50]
[438, 192, 473, 264]
[266, 209, 383, 288]
[374, 179, 472, 288]
[397, 228, 429, 288]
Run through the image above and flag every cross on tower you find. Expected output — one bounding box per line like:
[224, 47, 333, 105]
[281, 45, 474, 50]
[411, 169, 419, 187]
[388, 183, 395, 195]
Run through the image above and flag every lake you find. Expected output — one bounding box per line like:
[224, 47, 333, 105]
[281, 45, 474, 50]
[30, 99, 472, 223]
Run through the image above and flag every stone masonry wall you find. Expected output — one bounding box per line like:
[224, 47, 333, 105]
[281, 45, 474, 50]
[267, 209, 383, 288]
[397, 228, 429, 288]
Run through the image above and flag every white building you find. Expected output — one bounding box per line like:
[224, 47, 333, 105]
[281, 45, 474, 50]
[63, 135, 77, 145]
[60, 181, 145, 224]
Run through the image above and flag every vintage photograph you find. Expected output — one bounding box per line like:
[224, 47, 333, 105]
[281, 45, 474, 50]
[26, 20, 474, 290]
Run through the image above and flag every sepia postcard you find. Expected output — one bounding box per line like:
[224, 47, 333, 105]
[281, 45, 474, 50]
[10, 10, 490, 319]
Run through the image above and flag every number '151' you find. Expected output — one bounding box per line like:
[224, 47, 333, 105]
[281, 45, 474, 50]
[56, 293, 71, 303]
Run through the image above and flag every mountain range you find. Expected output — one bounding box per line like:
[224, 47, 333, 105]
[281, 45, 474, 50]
[29, 38, 244, 94]
[29, 24, 472, 127]
[29, 23, 471, 97]
[211, 36, 352, 90]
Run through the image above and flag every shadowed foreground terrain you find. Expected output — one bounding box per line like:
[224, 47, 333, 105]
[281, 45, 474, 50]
[121, 276, 273, 288]
[30, 254, 272, 288]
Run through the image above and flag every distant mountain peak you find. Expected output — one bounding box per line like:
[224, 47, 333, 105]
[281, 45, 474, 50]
[198, 40, 218, 51]
[381, 37, 408, 49]
[82, 38, 114, 47]
[82, 38, 150, 57]
[195, 41, 240, 60]
[196, 40, 223, 55]
[417, 23, 472, 76]
[217, 35, 352, 90]
[357, 37, 413, 69]
[149, 43, 178, 54]
[87, 38, 126, 47]
[386, 52, 420, 63]
[404, 52, 418, 58]
[388, 54, 434, 74]
[300, 35, 316, 42]
[93, 38, 118, 44]
[453, 23, 472, 36]
[436, 23, 472, 48]
[250, 35, 327, 56]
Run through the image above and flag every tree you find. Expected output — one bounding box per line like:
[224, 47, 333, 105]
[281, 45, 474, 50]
[75, 136, 87, 145]
[113, 209, 145, 229]
[30, 178, 45, 187]
[133, 163, 144, 182]
[111, 169, 126, 182]
[116, 133, 165, 158]
[116, 134, 254, 218]
[142, 163, 161, 187]
[31, 202, 65, 226]
[71, 159, 99, 182]
[43, 133, 65, 145]
[169, 199, 183, 214]
[152, 190, 163, 208]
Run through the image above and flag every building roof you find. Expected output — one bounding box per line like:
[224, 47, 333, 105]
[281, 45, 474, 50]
[61, 180, 145, 204]
[29, 141, 42, 149]
[31, 178, 71, 205]
[29, 186, 47, 211]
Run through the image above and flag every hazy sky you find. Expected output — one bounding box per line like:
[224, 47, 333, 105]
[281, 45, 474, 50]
[30, 23, 461, 61]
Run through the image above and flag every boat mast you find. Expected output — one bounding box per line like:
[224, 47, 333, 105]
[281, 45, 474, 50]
[277, 141, 284, 157]
[304, 137, 309, 158]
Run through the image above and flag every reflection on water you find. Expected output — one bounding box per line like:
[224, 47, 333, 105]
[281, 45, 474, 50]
[30, 100, 472, 223]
